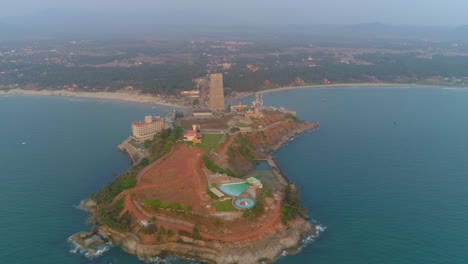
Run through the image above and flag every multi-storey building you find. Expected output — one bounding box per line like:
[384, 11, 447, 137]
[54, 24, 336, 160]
[209, 73, 225, 112]
[131, 115, 165, 142]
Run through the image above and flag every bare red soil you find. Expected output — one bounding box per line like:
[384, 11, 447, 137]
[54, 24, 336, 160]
[135, 143, 209, 211]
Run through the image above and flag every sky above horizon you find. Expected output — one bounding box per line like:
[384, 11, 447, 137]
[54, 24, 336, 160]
[1, 0, 467, 26]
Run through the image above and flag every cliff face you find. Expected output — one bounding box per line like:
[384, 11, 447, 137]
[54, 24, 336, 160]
[225, 118, 319, 174]
[245, 119, 319, 153]
[99, 219, 315, 264]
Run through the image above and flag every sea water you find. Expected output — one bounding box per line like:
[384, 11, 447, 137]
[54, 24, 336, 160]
[0, 96, 174, 263]
[1, 87, 468, 263]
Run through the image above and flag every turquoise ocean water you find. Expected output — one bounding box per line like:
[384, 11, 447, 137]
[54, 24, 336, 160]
[1, 87, 468, 263]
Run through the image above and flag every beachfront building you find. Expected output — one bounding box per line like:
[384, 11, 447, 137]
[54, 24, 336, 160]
[131, 115, 165, 142]
[193, 110, 213, 118]
[247, 177, 263, 189]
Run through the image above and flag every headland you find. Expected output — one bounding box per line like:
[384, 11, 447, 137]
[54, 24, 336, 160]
[71, 100, 322, 263]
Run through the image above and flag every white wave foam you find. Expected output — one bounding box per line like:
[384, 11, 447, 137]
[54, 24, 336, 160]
[144, 255, 202, 264]
[316, 224, 327, 234]
[442, 87, 468, 91]
[68, 234, 113, 258]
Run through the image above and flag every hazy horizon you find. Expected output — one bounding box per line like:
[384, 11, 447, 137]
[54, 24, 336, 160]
[1, 0, 468, 27]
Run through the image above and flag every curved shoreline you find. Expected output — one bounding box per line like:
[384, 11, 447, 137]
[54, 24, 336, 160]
[0, 89, 186, 109]
[232, 82, 468, 99]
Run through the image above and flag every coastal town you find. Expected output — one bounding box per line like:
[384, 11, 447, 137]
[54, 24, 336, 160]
[72, 72, 321, 263]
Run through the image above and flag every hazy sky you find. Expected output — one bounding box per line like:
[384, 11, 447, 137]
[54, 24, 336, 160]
[1, 0, 467, 26]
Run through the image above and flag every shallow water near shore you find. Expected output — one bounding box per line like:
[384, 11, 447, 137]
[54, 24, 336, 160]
[1, 87, 468, 263]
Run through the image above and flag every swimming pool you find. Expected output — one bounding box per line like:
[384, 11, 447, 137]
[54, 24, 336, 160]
[234, 198, 255, 209]
[219, 182, 250, 196]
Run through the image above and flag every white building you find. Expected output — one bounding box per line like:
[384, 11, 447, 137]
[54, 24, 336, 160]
[131, 116, 165, 142]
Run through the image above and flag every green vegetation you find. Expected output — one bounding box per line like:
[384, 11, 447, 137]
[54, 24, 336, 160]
[235, 122, 250, 127]
[144, 199, 162, 208]
[167, 229, 175, 237]
[141, 224, 175, 242]
[171, 202, 181, 210]
[197, 133, 223, 151]
[141, 224, 158, 235]
[175, 111, 185, 119]
[262, 188, 274, 198]
[144, 199, 190, 213]
[230, 127, 241, 133]
[95, 126, 184, 231]
[207, 188, 220, 200]
[202, 156, 236, 177]
[214, 199, 238, 212]
[0, 63, 205, 95]
[286, 114, 303, 123]
[148, 126, 184, 162]
[142, 140, 152, 149]
[281, 184, 307, 224]
[128, 139, 140, 149]
[230, 134, 255, 161]
[242, 192, 266, 218]
[192, 225, 201, 240]
[97, 197, 133, 232]
[181, 204, 189, 213]
[5, 38, 468, 96]
[95, 165, 140, 205]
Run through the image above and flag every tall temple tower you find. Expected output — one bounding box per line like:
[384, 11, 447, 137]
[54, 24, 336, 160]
[209, 73, 225, 112]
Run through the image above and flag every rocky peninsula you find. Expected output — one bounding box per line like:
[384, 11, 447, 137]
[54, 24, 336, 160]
[71, 108, 322, 264]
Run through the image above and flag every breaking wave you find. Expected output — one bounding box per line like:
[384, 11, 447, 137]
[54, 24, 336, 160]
[68, 234, 113, 258]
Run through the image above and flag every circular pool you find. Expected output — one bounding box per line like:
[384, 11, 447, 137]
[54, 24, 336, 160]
[233, 198, 255, 209]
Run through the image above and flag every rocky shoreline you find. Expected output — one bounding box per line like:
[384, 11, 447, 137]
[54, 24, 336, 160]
[71, 198, 320, 263]
[99, 219, 316, 264]
[268, 122, 320, 153]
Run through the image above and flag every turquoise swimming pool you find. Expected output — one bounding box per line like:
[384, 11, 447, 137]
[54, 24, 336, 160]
[219, 182, 250, 196]
[234, 198, 255, 209]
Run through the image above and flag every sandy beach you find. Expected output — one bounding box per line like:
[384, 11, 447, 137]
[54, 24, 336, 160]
[257, 82, 411, 94]
[231, 82, 428, 100]
[0, 89, 186, 108]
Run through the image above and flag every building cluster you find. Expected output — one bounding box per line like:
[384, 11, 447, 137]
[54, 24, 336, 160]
[183, 124, 203, 144]
[131, 115, 165, 142]
[180, 90, 200, 98]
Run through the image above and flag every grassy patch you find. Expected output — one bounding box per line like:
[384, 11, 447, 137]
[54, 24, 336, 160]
[235, 122, 250, 127]
[214, 199, 238, 212]
[144, 199, 190, 213]
[197, 133, 224, 151]
[286, 113, 303, 123]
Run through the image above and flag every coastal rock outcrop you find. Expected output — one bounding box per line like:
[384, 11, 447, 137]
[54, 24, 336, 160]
[98, 218, 315, 264]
